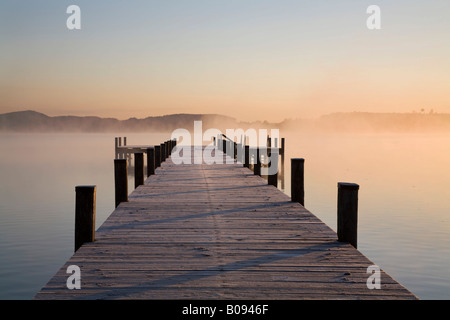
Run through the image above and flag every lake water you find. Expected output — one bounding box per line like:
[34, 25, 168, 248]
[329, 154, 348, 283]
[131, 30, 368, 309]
[0, 132, 449, 300]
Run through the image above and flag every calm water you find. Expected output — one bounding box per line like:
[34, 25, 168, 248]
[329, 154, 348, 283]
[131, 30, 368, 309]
[0, 132, 449, 299]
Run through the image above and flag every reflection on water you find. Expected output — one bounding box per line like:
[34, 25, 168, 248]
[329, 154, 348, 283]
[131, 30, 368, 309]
[281, 132, 450, 300]
[0, 132, 449, 299]
[0, 133, 169, 299]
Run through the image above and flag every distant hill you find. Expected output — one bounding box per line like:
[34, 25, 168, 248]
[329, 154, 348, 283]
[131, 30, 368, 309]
[1, 110, 450, 133]
[0, 110, 253, 133]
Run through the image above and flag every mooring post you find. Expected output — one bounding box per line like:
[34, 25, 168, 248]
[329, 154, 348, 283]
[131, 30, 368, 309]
[268, 149, 278, 187]
[280, 152, 285, 190]
[165, 141, 169, 159]
[115, 137, 119, 158]
[222, 139, 226, 154]
[291, 158, 305, 206]
[236, 143, 243, 163]
[244, 145, 250, 168]
[163, 141, 166, 159]
[147, 147, 155, 177]
[154, 145, 161, 168]
[75, 185, 96, 252]
[160, 143, 166, 163]
[117, 137, 122, 159]
[164, 141, 168, 160]
[134, 152, 144, 188]
[254, 148, 261, 176]
[337, 182, 359, 248]
[114, 159, 128, 208]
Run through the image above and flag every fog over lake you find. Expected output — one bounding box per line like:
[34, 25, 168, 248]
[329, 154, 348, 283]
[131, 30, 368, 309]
[0, 131, 449, 299]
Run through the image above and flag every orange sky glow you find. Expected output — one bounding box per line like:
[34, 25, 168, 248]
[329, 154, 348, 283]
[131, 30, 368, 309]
[1, 1, 449, 122]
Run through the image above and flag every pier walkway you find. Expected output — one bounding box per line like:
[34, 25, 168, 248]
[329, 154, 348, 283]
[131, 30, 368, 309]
[35, 147, 417, 299]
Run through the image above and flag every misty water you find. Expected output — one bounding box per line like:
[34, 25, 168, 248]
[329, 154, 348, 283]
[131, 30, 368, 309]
[0, 132, 449, 299]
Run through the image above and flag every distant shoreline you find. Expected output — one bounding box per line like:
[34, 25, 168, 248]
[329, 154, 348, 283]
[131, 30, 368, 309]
[2, 110, 450, 133]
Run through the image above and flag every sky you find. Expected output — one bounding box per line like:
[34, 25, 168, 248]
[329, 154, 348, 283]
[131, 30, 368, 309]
[1, 0, 450, 122]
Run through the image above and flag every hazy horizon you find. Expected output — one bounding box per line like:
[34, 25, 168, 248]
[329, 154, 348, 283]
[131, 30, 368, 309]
[1, 107, 449, 122]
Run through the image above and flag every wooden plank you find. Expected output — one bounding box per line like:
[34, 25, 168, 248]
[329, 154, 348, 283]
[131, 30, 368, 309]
[34, 147, 417, 300]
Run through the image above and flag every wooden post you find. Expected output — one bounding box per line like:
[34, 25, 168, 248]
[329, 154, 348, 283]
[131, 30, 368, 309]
[268, 149, 278, 187]
[254, 148, 261, 176]
[337, 182, 359, 248]
[236, 143, 243, 163]
[114, 159, 128, 208]
[123, 137, 127, 146]
[75, 185, 96, 252]
[118, 137, 122, 159]
[160, 143, 166, 163]
[291, 158, 305, 206]
[268, 170, 278, 187]
[147, 147, 155, 177]
[168, 140, 172, 156]
[154, 145, 161, 168]
[244, 145, 250, 168]
[134, 152, 144, 188]
[115, 137, 119, 158]
[165, 141, 169, 159]
[281, 138, 285, 156]
[222, 139, 226, 154]
[280, 152, 285, 190]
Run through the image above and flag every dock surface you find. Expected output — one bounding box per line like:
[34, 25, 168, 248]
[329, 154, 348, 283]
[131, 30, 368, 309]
[35, 147, 417, 299]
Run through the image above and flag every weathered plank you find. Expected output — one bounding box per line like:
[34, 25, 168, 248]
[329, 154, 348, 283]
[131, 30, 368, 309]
[34, 147, 417, 300]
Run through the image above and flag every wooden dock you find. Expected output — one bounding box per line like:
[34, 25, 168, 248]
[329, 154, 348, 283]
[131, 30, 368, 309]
[34, 146, 417, 300]
[114, 136, 151, 159]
